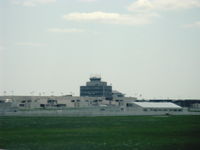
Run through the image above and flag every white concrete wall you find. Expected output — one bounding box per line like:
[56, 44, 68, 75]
[0, 107, 199, 116]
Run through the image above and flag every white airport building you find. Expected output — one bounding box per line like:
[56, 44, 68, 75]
[0, 76, 200, 116]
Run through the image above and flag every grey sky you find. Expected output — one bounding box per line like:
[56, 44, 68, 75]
[0, 0, 200, 99]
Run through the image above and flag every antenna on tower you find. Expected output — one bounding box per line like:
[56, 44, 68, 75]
[90, 73, 101, 79]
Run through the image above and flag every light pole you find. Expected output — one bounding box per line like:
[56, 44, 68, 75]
[3, 91, 7, 96]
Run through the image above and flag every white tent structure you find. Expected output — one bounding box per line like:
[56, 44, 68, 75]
[126, 102, 182, 113]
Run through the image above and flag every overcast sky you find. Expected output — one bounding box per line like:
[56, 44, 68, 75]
[0, 0, 200, 99]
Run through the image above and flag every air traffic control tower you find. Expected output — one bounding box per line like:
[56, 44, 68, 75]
[80, 76, 112, 99]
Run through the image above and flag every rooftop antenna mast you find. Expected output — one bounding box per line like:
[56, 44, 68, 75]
[90, 73, 101, 79]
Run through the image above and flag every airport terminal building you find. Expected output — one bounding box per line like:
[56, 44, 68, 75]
[0, 76, 200, 116]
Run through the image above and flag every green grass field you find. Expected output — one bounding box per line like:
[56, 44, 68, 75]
[0, 115, 200, 150]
